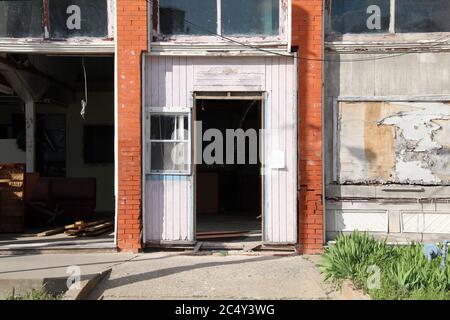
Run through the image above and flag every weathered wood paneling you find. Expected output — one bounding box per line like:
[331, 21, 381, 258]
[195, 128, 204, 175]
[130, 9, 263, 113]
[144, 55, 297, 243]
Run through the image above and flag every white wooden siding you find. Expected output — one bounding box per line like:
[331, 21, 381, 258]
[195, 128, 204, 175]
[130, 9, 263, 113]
[143, 55, 297, 243]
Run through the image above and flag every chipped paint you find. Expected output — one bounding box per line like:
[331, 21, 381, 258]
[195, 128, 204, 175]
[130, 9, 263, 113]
[337, 101, 450, 185]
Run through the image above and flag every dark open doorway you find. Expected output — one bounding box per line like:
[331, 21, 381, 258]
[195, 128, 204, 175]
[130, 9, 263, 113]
[195, 97, 263, 242]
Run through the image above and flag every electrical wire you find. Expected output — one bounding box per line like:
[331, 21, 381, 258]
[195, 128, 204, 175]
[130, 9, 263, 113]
[145, 0, 450, 63]
[80, 57, 88, 119]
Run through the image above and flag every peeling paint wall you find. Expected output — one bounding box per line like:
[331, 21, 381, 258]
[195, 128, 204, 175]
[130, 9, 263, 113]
[337, 101, 450, 185]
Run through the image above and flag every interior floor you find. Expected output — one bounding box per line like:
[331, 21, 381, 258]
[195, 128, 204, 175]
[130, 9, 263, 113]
[196, 98, 262, 242]
[0, 231, 114, 251]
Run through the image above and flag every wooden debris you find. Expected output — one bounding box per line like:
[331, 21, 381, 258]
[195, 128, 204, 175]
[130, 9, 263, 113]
[37, 226, 66, 237]
[37, 219, 114, 237]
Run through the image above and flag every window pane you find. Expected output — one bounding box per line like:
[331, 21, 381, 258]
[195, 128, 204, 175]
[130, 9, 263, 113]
[159, 0, 217, 35]
[222, 0, 279, 36]
[396, 0, 450, 33]
[331, 0, 390, 34]
[49, 0, 108, 38]
[150, 115, 188, 140]
[150, 142, 189, 172]
[0, 0, 43, 38]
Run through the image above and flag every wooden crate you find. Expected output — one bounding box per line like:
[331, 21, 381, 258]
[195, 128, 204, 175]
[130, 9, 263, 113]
[0, 164, 25, 233]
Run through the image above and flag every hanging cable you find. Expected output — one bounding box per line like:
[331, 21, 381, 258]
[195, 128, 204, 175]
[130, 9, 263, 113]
[80, 57, 88, 119]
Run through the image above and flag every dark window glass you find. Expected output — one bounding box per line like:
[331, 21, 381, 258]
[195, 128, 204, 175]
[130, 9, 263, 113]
[0, 0, 43, 37]
[222, 0, 279, 35]
[396, 0, 450, 33]
[159, 0, 217, 35]
[331, 0, 390, 34]
[49, 0, 108, 38]
[84, 125, 114, 164]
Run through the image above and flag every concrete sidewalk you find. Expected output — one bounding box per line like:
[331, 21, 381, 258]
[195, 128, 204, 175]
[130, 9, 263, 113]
[88, 252, 339, 300]
[0, 253, 137, 297]
[0, 252, 339, 300]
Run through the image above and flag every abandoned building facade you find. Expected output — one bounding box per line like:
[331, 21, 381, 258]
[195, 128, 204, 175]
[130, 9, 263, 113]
[0, 0, 449, 253]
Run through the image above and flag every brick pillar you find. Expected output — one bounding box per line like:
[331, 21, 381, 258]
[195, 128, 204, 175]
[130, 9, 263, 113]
[292, 0, 324, 254]
[116, 0, 147, 252]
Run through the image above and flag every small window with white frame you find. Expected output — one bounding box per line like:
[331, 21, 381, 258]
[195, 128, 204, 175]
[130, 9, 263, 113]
[145, 110, 191, 175]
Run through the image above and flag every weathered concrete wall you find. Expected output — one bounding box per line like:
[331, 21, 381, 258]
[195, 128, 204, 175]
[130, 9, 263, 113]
[325, 51, 450, 241]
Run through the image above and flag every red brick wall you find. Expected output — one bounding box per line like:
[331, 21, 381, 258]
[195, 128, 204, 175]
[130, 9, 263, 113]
[116, 0, 148, 252]
[292, 0, 324, 254]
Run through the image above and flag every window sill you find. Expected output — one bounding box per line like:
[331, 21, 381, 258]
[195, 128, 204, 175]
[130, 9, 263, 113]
[326, 32, 450, 52]
[150, 41, 290, 57]
[0, 38, 114, 54]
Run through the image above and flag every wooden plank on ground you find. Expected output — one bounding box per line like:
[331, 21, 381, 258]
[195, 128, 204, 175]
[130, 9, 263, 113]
[37, 226, 66, 237]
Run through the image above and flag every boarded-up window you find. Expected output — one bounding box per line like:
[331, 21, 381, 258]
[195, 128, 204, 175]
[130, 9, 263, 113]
[0, 0, 43, 38]
[331, 0, 390, 34]
[335, 101, 450, 185]
[49, 0, 108, 38]
[395, 0, 450, 33]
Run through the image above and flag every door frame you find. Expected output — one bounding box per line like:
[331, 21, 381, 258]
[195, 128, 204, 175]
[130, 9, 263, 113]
[192, 92, 266, 242]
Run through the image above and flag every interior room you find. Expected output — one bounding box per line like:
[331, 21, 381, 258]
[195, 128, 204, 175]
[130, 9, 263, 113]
[195, 97, 262, 242]
[0, 54, 115, 250]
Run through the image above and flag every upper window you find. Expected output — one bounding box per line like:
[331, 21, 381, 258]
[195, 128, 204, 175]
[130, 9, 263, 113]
[0, 0, 110, 39]
[395, 0, 450, 33]
[331, 0, 390, 34]
[0, 1, 43, 38]
[159, 0, 280, 36]
[330, 0, 450, 34]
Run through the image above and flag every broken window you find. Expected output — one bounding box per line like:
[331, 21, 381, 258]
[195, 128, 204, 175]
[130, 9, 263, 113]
[49, 0, 109, 38]
[159, 0, 280, 36]
[147, 112, 190, 174]
[159, 0, 217, 35]
[395, 0, 450, 33]
[222, 0, 279, 36]
[330, 0, 390, 34]
[0, 0, 43, 38]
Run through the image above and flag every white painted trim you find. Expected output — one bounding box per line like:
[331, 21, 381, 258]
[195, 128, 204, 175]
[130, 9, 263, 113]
[145, 107, 191, 113]
[0, 41, 114, 54]
[148, 43, 289, 57]
[107, 0, 116, 38]
[141, 56, 147, 245]
[287, 0, 292, 53]
[389, 0, 396, 34]
[217, 0, 222, 36]
[332, 99, 339, 183]
[113, 0, 118, 247]
[293, 51, 299, 244]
